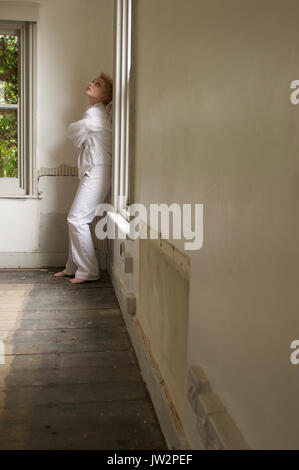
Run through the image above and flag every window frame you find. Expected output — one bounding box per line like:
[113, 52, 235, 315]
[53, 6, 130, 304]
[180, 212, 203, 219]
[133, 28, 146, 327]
[112, 0, 135, 220]
[0, 20, 36, 197]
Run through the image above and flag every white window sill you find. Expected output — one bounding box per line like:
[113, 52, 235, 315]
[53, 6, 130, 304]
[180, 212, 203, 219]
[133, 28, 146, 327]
[107, 211, 130, 238]
[118, 206, 131, 222]
[106, 210, 147, 241]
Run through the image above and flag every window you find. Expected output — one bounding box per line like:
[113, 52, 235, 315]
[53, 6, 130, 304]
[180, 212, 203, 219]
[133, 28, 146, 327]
[0, 21, 36, 196]
[113, 0, 134, 217]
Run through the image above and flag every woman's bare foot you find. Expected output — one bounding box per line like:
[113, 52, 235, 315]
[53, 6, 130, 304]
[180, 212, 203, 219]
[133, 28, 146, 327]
[54, 270, 66, 277]
[69, 277, 86, 284]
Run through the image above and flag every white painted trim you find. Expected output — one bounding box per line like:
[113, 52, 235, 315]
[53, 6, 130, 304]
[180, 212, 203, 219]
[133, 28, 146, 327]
[28, 20, 37, 195]
[0, 103, 18, 109]
[113, 0, 132, 212]
[0, 20, 37, 196]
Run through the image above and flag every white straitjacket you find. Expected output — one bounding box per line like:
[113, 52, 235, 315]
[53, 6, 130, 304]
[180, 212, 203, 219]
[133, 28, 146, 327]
[63, 101, 113, 281]
[67, 101, 112, 179]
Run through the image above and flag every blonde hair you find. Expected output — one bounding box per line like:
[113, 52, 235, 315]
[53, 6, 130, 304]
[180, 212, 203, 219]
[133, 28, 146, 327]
[100, 72, 113, 105]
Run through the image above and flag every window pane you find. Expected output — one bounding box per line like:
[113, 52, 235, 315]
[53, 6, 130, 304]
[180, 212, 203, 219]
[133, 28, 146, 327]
[0, 109, 18, 177]
[0, 34, 19, 105]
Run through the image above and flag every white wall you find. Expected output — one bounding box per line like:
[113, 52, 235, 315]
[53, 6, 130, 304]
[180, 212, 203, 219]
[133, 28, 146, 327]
[132, 0, 299, 449]
[37, 0, 113, 169]
[0, 0, 113, 266]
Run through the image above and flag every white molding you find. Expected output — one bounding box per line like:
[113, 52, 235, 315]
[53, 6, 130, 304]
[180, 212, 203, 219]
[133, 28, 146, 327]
[0, 103, 18, 109]
[0, 20, 37, 196]
[112, 0, 132, 210]
[28, 20, 37, 195]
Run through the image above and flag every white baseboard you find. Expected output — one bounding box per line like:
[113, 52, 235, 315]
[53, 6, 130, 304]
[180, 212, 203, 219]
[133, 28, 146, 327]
[0, 251, 67, 268]
[110, 263, 191, 450]
[0, 247, 107, 270]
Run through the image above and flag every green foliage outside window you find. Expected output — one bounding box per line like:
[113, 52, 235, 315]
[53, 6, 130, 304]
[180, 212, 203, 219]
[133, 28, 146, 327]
[0, 34, 19, 178]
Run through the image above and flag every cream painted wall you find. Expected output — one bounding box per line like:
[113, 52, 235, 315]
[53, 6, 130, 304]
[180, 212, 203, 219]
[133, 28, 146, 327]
[0, 199, 39, 251]
[0, 0, 113, 264]
[37, 0, 113, 170]
[133, 0, 299, 449]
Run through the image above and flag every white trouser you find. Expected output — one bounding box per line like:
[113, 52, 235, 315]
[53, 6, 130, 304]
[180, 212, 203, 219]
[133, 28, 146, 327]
[64, 166, 111, 280]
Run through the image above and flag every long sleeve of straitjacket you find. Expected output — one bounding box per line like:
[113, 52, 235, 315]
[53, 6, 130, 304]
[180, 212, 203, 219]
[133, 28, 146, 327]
[66, 103, 111, 148]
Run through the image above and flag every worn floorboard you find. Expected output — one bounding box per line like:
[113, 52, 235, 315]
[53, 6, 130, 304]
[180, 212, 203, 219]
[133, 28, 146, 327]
[0, 268, 167, 450]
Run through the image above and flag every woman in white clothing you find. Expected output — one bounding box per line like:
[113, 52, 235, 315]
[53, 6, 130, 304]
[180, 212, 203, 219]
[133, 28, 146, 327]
[54, 72, 113, 284]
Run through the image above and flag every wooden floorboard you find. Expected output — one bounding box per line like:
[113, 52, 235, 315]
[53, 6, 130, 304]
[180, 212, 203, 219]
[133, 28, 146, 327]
[0, 268, 167, 450]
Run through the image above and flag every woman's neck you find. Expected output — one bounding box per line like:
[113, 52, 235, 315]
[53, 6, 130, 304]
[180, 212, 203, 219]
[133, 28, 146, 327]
[88, 98, 104, 106]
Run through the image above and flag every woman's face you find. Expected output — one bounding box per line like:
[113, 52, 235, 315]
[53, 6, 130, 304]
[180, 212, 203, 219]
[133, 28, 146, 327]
[86, 76, 107, 104]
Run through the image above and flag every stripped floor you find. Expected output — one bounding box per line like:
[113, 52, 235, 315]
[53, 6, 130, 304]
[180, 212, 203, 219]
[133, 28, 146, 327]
[0, 268, 167, 450]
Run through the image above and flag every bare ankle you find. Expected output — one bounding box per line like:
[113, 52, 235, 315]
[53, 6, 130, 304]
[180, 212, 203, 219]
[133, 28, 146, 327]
[54, 270, 66, 277]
